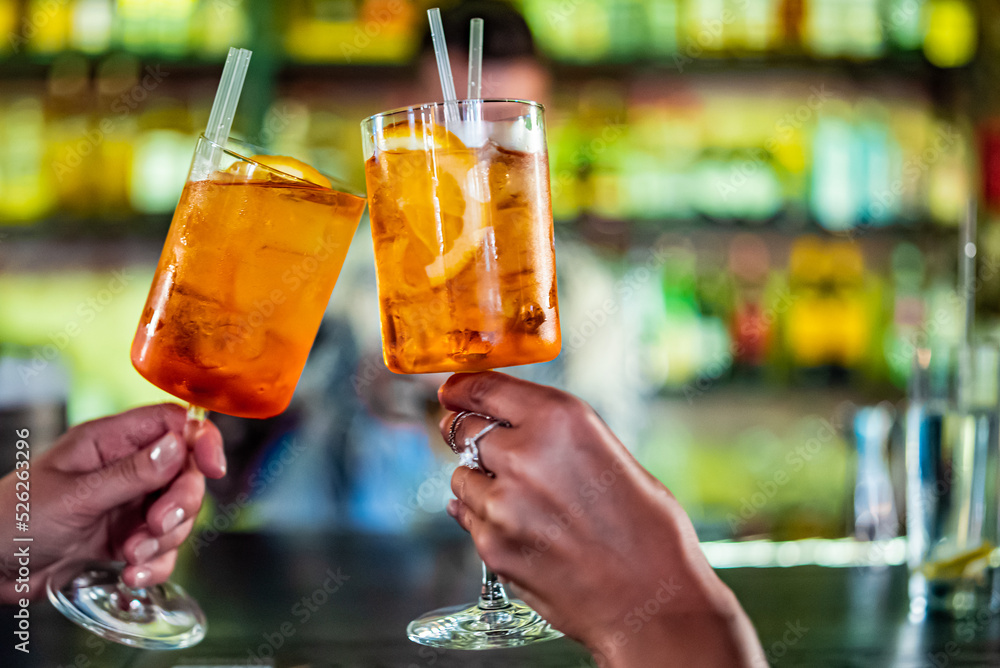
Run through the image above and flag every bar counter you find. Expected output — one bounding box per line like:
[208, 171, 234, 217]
[3, 531, 1000, 666]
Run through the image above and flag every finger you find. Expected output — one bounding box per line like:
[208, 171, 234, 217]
[438, 372, 551, 424]
[83, 431, 187, 513]
[446, 498, 474, 534]
[146, 461, 205, 536]
[122, 549, 178, 589]
[439, 411, 511, 475]
[58, 404, 188, 473]
[189, 420, 226, 479]
[451, 465, 494, 518]
[467, 513, 518, 579]
[123, 518, 196, 565]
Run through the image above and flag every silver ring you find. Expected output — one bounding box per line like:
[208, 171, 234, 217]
[447, 411, 510, 477]
[447, 411, 491, 454]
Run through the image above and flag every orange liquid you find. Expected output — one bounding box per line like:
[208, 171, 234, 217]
[366, 138, 560, 374]
[131, 177, 365, 418]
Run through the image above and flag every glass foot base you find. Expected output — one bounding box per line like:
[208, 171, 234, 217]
[46, 560, 206, 650]
[407, 599, 563, 649]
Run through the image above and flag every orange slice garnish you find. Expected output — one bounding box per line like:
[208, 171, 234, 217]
[376, 123, 489, 287]
[250, 154, 332, 188]
[377, 120, 468, 153]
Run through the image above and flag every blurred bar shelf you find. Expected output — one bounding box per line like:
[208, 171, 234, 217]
[0, 233, 164, 272]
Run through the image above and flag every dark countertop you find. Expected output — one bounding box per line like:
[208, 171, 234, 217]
[2, 532, 999, 667]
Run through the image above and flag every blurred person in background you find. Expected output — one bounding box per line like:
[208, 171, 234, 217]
[417, 0, 551, 106]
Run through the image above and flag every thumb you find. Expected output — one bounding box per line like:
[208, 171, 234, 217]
[80, 432, 186, 513]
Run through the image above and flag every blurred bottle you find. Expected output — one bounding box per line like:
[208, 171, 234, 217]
[0, 0, 18, 56]
[94, 53, 143, 218]
[523, 0, 612, 62]
[46, 52, 97, 218]
[926, 121, 970, 227]
[114, 0, 157, 55]
[128, 107, 194, 215]
[71, 0, 114, 54]
[736, 0, 782, 53]
[728, 234, 773, 371]
[980, 119, 1000, 216]
[191, 0, 251, 58]
[608, 0, 650, 61]
[804, 0, 849, 58]
[681, 0, 726, 55]
[785, 237, 874, 373]
[852, 403, 899, 541]
[117, 0, 198, 57]
[24, 0, 73, 55]
[778, 0, 807, 52]
[646, 0, 680, 58]
[923, 0, 977, 68]
[810, 114, 863, 231]
[641, 244, 706, 389]
[884, 242, 927, 387]
[547, 104, 586, 221]
[285, 0, 417, 63]
[0, 96, 55, 224]
[883, 0, 926, 51]
[858, 107, 901, 227]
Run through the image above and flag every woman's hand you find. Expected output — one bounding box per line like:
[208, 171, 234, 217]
[441, 372, 765, 668]
[0, 403, 225, 602]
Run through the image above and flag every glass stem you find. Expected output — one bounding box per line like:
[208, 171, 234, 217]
[183, 404, 207, 446]
[479, 562, 509, 610]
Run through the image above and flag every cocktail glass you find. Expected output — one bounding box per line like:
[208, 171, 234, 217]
[906, 343, 1000, 618]
[362, 99, 562, 648]
[45, 134, 366, 649]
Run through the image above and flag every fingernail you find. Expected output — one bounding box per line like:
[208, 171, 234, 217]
[194, 424, 227, 477]
[134, 538, 159, 563]
[161, 507, 185, 533]
[446, 499, 459, 517]
[149, 433, 181, 472]
[211, 436, 227, 476]
[132, 568, 151, 588]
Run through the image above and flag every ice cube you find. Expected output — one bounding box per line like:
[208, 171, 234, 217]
[370, 187, 407, 242]
[448, 330, 494, 362]
[169, 286, 268, 369]
[517, 302, 546, 335]
[489, 116, 544, 153]
[448, 118, 490, 148]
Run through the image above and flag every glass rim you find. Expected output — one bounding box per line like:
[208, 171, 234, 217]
[198, 134, 365, 198]
[362, 98, 545, 127]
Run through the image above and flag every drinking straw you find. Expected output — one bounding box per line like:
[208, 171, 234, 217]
[427, 8, 458, 124]
[961, 198, 977, 345]
[204, 47, 252, 152]
[467, 18, 484, 99]
[187, 46, 250, 429]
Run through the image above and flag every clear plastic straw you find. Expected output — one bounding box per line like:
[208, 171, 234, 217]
[467, 18, 484, 99]
[427, 8, 458, 124]
[204, 47, 252, 163]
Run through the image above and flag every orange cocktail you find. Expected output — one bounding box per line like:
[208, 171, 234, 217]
[363, 100, 560, 374]
[132, 136, 365, 418]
